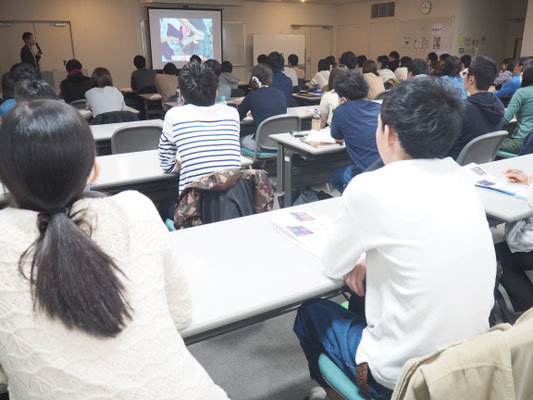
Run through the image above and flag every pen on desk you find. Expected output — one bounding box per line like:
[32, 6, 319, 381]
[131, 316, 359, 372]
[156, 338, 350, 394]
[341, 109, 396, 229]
[506, 169, 522, 174]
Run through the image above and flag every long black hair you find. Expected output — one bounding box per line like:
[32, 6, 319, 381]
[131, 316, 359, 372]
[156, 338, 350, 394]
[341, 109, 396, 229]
[0, 100, 131, 337]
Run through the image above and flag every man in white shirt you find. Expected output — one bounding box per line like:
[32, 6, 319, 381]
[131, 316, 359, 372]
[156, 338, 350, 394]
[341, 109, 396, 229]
[293, 76, 496, 400]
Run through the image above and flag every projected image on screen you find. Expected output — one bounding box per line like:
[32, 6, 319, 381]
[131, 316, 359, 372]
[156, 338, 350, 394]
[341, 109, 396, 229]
[160, 18, 214, 62]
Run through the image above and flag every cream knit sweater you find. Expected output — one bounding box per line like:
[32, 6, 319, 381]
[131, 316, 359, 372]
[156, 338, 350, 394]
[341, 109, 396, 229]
[0, 191, 228, 400]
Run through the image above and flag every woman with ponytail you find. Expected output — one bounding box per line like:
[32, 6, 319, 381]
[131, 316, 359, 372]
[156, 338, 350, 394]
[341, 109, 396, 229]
[0, 100, 228, 399]
[239, 63, 287, 152]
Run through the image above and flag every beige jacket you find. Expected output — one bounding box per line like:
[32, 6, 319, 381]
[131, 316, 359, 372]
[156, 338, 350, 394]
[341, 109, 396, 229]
[363, 73, 385, 100]
[392, 308, 533, 400]
[155, 74, 179, 110]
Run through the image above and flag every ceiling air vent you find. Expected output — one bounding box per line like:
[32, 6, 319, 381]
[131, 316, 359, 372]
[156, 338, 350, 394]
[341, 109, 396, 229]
[371, 2, 395, 18]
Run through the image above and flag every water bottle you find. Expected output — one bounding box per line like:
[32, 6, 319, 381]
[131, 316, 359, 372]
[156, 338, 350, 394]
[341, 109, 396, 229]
[312, 109, 321, 131]
[220, 95, 227, 105]
[177, 89, 183, 106]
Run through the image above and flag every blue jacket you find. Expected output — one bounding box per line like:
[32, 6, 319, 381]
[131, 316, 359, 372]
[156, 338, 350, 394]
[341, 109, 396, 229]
[494, 73, 521, 100]
[271, 72, 293, 98]
[441, 75, 467, 99]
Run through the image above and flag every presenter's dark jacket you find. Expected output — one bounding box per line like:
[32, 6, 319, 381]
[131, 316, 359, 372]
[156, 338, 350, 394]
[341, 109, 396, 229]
[20, 45, 40, 70]
[60, 69, 91, 103]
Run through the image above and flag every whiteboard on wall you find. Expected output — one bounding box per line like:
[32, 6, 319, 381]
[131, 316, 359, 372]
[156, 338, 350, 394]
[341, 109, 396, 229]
[253, 34, 305, 65]
[223, 22, 245, 66]
[397, 17, 454, 59]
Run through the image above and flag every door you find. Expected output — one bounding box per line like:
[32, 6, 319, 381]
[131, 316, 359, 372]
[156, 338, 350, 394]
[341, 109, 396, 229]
[291, 26, 333, 80]
[33, 22, 74, 72]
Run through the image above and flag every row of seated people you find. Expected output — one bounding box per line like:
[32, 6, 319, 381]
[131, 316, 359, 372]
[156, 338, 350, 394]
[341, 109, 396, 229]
[1, 66, 532, 398]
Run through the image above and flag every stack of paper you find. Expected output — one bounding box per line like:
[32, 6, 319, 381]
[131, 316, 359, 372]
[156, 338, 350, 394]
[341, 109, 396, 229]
[303, 128, 338, 147]
[463, 163, 528, 200]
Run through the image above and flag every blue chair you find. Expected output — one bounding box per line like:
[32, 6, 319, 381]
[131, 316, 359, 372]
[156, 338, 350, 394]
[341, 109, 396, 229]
[497, 150, 518, 159]
[318, 354, 371, 400]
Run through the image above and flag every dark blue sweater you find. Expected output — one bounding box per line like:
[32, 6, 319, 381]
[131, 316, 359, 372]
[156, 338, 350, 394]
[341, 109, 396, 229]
[271, 72, 293, 98]
[238, 86, 287, 130]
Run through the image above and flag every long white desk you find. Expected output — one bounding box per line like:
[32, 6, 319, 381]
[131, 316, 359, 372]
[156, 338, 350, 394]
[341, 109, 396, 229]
[176, 197, 344, 343]
[479, 154, 533, 224]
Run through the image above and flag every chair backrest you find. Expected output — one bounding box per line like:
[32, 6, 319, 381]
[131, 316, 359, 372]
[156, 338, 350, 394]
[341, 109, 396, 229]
[111, 124, 162, 154]
[90, 111, 139, 125]
[136, 85, 158, 95]
[69, 99, 88, 109]
[167, 94, 179, 103]
[254, 114, 301, 159]
[456, 130, 508, 166]
[231, 88, 245, 98]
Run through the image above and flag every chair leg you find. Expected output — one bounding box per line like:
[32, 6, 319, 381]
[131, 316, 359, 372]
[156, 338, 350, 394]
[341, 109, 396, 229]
[495, 285, 510, 323]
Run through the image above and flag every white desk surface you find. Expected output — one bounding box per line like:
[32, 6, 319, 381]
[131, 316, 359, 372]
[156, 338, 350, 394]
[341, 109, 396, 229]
[120, 87, 134, 94]
[139, 93, 163, 101]
[238, 80, 249, 86]
[177, 197, 343, 339]
[270, 132, 346, 155]
[478, 154, 533, 223]
[90, 119, 163, 141]
[239, 106, 316, 125]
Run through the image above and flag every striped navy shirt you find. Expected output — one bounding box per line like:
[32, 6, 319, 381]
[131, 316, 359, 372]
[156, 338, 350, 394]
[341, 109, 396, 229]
[159, 104, 241, 194]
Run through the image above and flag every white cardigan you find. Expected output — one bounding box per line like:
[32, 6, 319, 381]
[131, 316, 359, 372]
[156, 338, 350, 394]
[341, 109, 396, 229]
[0, 191, 228, 400]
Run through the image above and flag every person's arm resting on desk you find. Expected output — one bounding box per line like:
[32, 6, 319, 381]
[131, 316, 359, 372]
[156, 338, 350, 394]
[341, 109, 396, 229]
[159, 121, 181, 174]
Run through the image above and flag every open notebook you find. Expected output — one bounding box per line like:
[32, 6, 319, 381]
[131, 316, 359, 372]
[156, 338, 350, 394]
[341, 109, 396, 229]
[463, 163, 528, 200]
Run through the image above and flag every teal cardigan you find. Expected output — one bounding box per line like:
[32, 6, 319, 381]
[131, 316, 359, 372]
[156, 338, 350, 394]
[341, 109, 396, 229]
[503, 85, 533, 139]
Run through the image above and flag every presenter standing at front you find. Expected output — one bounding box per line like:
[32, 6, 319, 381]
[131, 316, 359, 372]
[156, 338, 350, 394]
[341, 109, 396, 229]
[20, 32, 41, 71]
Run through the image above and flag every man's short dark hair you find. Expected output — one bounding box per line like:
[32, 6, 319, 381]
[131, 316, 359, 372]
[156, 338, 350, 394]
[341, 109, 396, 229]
[267, 52, 284, 73]
[14, 80, 58, 101]
[318, 59, 330, 72]
[1, 72, 15, 99]
[441, 56, 462, 77]
[339, 51, 357, 70]
[334, 69, 369, 100]
[400, 56, 413, 68]
[257, 54, 268, 64]
[427, 52, 438, 62]
[221, 61, 232, 73]
[10, 63, 39, 82]
[502, 58, 515, 72]
[190, 54, 202, 64]
[467, 55, 498, 91]
[163, 62, 178, 75]
[325, 55, 336, 67]
[440, 53, 450, 62]
[389, 51, 400, 60]
[380, 76, 464, 159]
[133, 55, 146, 69]
[288, 54, 299, 66]
[22, 32, 33, 42]
[357, 55, 367, 68]
[204, 59, 222, 77]
[377, 55, 390, 69]
[178, 62, 218, 106]
[66, 59, 82, 72]
[460, 55, 472, 68]
[408, 59, 429, 76]
[522, 65, 533, 88]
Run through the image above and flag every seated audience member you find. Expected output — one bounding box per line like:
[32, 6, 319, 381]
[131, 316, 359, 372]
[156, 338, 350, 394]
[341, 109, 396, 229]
[494, 58, 515, 89]
[496, 169, 533, 312]
[319, 65, 344, 128]
[447, 55, 504, 159]
[130, 55, 156, 93]
[500, 65, 533, 154]
[155, 62, 179, 111]
[190, 54, 202, 64]
[294, 76, 495, 400]
[0, 100, 229, 399]
[159, 62, 241, 195]
[407, 58, 429, 78]
[308, 59, 330, 90]
[356, 55, 368, 73]
[394, 56, 412, 82]
[257, 54, 268, 64]
[59, 59, 90, 103]
[288, 54, 305, 80]
[339, 51, 357, 70]
[439, 53, 450, 66]
[362, 60, 386, 100]
[266, 52, 293, 98]
[325, 55, 337, 68]
[282, 59, 298, 88]
[492, 57, 531, 101]
[328, 69, 381, 192]
[239, 63, 287, 151]
[0, 72, 16, 115]
[204, 59, 231, 103]
[441, 56, 467, 99]
[460, 54, 472, 77]
[388, 51, 400, 71]
[426, 51, 438, 65]
[219, 61, 240, 90]
[85, 68, 127, 117]
[14, 79, 58, 102]
[0, 63, 40, 116]
[377, 55, 396, 84]
[429, 60, 442, 76]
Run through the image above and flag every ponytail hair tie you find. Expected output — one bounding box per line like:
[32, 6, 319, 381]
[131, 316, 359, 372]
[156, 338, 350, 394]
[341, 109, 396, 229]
[251, 76, 262, 88]
[37, 208, 68, 233]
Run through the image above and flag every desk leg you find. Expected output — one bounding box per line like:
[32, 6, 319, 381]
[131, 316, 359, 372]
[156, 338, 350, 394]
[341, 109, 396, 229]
[283, 148, 293, 207]
[276, 142, 284, 192]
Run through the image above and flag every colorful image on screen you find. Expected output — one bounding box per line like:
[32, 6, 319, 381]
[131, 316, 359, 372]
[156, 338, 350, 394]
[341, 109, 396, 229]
[160, 18, 214, 62]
